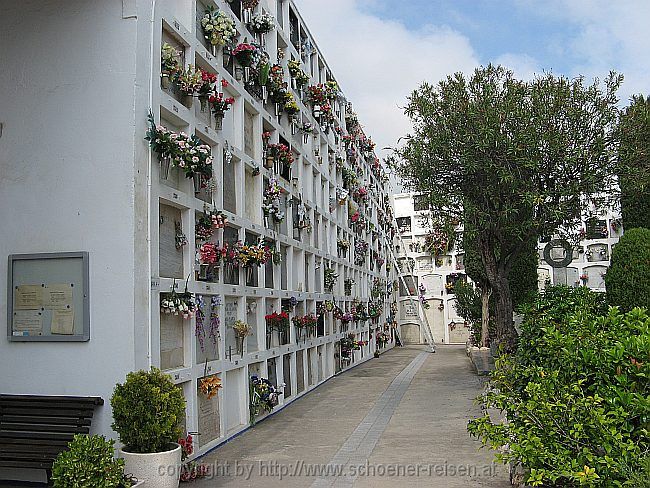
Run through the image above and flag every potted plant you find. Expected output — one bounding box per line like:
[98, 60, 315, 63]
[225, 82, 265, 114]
[111, 368, 186, 488]
[51, 434, 141, 487]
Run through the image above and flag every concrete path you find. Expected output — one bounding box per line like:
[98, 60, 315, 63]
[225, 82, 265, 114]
[194, 346, 510, 487]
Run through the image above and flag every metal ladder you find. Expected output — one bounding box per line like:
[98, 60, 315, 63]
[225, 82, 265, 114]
[386, 230, 437, 353]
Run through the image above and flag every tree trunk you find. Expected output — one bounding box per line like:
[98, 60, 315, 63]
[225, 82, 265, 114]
[477, 236, 518, 352]
[492, 275, 517, 352]
[481, 287, 491, 348]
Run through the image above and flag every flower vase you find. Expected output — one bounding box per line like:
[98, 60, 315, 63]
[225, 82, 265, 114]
[159, 156, 171, 180]
[243, 67, 251, 83]
[291, 78, 297, 90]
[236, 336, 244, 356]
[273, 159, 281, 175]
[198, 264, 209, 281]
[199, 96, 209, 113]
[262, 86, 268, 102]
[303, 133, 309, 145]
[243, 8, 252, 24]
[246, 267, 255, 284]
[193, 174, 202, 193]
[274, 103, 281, 118]
[235, 67, 243, 81]
[161, 73, 171, 89]
[214, 113, 224, 131]
[183, 94, 193, 108]
[291, 122, 298, 135]
[210, 44, 218, 57]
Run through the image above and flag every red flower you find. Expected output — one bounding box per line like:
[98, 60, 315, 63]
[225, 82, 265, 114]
[221, 79, 229, 88]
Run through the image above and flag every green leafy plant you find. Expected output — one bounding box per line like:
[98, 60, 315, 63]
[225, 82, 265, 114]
[468, 287, 649, 486]
[605, 227, 650, 311]
[111, 367, 186, 454]
[51, 434, 132, 488]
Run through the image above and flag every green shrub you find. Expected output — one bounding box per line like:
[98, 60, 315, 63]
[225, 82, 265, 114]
[605, 227, 650, 311]
[111, 367, 186, 453]
[468, 287, 650, 487]
[51, 434, 131, 488]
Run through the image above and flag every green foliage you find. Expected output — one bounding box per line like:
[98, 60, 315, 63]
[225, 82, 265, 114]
[111, 367, 186, 454]
[617, 94, 650, 230]
[605, 227, 650, 311]
[391, 64, 621, 349]
[51, 434, 131, 488]
[468, 287, 649, 487]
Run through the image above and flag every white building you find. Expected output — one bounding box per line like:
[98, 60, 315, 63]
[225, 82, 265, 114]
[391, 193, 472, 345]
[0, 0, 397, 480]
[392, 193, 622, 346]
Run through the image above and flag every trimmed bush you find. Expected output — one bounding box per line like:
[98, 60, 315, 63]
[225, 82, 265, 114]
[605, 227, 650, 311]
[51, 434, 131, 488]
[468, 286, 650, 487]
[111, 367, 186, 453]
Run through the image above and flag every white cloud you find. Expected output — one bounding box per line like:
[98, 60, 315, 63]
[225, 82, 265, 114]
[297, 0, 479, 158]
[517, 0, 650, 101]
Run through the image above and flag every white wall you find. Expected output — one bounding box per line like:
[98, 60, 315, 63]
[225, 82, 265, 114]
[0, 1, 144, 471]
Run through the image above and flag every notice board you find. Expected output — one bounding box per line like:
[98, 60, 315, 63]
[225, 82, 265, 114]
[7, 252, 90, 341]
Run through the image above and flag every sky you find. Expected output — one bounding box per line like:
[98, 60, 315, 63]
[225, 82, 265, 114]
[297, 0, 650, 182]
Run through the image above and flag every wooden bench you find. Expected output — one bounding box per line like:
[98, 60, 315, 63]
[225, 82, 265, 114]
[0, 394, 104, 483]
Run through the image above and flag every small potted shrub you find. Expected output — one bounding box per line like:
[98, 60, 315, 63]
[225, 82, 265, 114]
[111, 368, 186, 488]
[51, 434, 141, 487]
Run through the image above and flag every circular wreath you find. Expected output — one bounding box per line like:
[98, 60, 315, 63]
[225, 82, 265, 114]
[543, 239, 574, 268]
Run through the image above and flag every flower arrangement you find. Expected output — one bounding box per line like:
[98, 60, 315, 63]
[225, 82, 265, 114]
[267, 143, 294, 166]
[199, 242, 221, 265]
[339, 311, 354, 323]
[424, 227, 453, 257]
[145, 113, 213, 178]
[292, 314, 318, 340]
[209, 91, 235, 116]
[240, 240, 273, 268]
[352, 300, 369, 322]
[368, 301, 382, 318]
[243, 0, 260, 9]
[354, 186, 369, 202]
[307, 84, 327, 106]
[179, 434, 210, 482]
[201, 6, 237, 47]
[160, 289, 195, 319]
[354, 240, 369, 265]
[343, 278, 355, 296]
[325, 80, 339, 101]
[249, 375, 279, 423]
[337, 239, 350, 250]
[299, 121, 316, 136]
[176, 65, 203, 96]
[161, 42, 181, 74]
[262, 176, 285, 224]
[287, 60, 310, 88]
[232, 42, 258, 67]
[283, 92, 300, 118]
[324, 267, 338, 292]
[265, 311, 289, 331]
[233, 320, 253, 338]
[341, 167, 358, 189]
[195, 296, 220, 353]
[199, 375, 222, 400]
[249, 12, 274, 33]
[196, 208, 227, 241]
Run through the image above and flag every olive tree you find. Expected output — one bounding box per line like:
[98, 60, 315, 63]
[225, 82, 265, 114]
[392, 65, 621, 350]
[618, 94, 650, 230]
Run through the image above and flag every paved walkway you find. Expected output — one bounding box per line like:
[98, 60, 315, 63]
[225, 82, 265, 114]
[195, 346, 510, 487]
